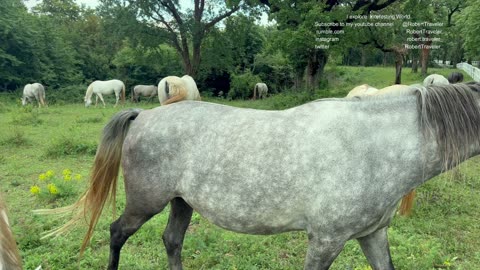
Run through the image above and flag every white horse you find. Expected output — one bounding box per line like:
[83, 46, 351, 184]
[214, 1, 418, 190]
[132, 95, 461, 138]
[423, 74, 449, 86]
[22, 83, 46, 107]
[253, 83, 268, 99]
[132, 85, 157, 102]
[346, 84, 379, 98]
[84, 80, 125, 107]
[158, 75, 201, 105]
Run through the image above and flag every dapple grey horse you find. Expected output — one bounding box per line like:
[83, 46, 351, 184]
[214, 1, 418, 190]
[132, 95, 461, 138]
[40, 83, 480, 269]
[131, 85, 157, 102]
[22, 83, 46, 107]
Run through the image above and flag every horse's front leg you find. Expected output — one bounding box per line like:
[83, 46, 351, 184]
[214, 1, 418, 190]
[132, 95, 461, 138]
[357, 226, 395, 270]
[97, 93, 106, 108]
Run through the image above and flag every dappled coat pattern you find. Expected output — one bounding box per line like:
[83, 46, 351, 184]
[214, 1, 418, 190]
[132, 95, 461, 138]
[39, 83, 480, 269]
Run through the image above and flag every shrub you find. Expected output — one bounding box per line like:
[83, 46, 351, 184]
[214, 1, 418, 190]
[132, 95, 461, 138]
[1, 128, 30, 146]
[228, 72, 262, 100]
[30, 169, 84, 201]
[10, 110, 43, 126]
[46, 84, 87, 104]
[45, 135, 97, 158]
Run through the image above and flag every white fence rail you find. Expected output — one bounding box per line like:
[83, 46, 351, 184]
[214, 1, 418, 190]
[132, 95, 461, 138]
[456, 62, 480, 82]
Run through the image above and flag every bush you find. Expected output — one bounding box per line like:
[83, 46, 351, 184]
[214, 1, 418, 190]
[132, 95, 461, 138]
[228, 72, 262, 100]
[1, 128, 30, 146]
[10, 110, 43, 126]
[29, 169, 84, 202]
[45, 135, 97, 158]
[46, 84, 86, 104]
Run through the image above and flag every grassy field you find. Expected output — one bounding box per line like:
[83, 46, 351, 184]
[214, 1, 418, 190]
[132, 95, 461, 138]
[1, 66, 479, 270]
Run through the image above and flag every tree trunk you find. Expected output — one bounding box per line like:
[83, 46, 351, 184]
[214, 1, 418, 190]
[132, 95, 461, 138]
[411, 54, 418, 73]
[420, 48, 429, 76]
[305, 50, 327, 91]
[420, 35, 432, 76]
[361, 47, 367, 66]
[395, 53, 403, 84]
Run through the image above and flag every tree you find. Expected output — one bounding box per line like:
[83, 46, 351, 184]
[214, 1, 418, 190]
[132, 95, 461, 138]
[456, 0, 480, 61]
[130, 0, 262, 76]
[267, 0, 399, 90]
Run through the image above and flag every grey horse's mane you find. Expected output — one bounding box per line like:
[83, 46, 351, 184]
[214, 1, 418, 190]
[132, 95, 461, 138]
[415, 82, 480, 170]
[337, 82, 480, 170]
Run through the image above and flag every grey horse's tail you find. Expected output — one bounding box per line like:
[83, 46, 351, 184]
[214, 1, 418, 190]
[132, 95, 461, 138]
[34, 109, 143, 256]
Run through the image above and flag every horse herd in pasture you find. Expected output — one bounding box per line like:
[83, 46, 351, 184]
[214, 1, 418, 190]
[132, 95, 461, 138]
[5, 70, 480, 269]
[20, 75, 270, 108]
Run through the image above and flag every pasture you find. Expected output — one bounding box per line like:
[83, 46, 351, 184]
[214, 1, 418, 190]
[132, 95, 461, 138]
[1, 67, 480, 269]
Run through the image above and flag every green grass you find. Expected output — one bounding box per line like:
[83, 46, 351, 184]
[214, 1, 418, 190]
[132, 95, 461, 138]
[1, 66, 479, 270]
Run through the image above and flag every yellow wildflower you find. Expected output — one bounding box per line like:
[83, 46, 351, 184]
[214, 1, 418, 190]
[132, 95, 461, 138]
[45, 170, 55, 178]
[38, 173, 47, 181]
[64, 174, 72, 181]
[30, 185, 41, 195]
[74, 174, 82, 181]
[47, 183, 58, 194]
[62, 169, 72, 176]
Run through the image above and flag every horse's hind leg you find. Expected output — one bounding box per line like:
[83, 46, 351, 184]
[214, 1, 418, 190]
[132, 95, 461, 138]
[303, 232, 346, 269]
[163, 197, 193, 270]
[108, 204, 166, 270]
[357, 227, 394, 270]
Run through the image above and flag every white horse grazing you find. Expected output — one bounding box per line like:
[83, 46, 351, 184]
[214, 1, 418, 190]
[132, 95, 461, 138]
[158, 75, 201, 105]
[132, 85, 157, 102]
[84, 80, 125, 107]
[346, 84, 379, 98]
[253, 83, 268, 99]
[22, 83, 46, 107]
[423, 74, 449, 86]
